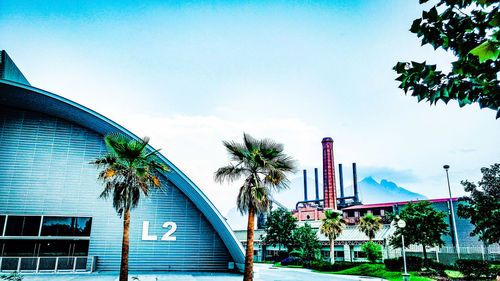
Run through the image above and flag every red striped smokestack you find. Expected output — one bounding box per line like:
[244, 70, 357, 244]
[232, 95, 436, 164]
[322, 137, 337, 210]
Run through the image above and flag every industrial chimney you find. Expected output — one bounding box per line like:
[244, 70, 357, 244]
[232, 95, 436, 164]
[322, 137, 337, 210]
[353, 162, 359, 203]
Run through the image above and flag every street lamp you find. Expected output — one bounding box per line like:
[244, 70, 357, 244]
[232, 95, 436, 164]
[397, 218, 410, 281]
[443, 165, 461, 258]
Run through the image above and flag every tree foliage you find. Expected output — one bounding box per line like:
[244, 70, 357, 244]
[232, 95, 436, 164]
[214, 133, 296, 215]
[91, 134, 168, 216]
[91, 133, 168, 281]
[458, 163, 500, 244]
[263, 208, 297, 253]
[358, 213, 382, 241]
[362, 241, 383, 263]
[389, 201, 449, 259]
[214, 133, 295, 281]
[320, 210, 347, 264]
[394, 0, 500, 118]
[290, 223, 321, 262]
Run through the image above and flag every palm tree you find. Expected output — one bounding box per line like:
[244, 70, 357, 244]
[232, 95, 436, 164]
[320, 209, 347, 264]
[358, 213, 382, 241]
[214, 133, 295, 281]
[91, 133, 168, 281]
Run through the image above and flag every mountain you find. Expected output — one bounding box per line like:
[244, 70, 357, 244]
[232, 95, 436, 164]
[271, 176, 428, 208]
[345, 176, 427, 204]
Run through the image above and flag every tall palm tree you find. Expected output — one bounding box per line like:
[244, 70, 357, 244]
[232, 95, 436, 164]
[215, 133, 295, 281]
[91, 133, 168, 281]
[320, 210, 347, 264]
[358, 213, 382, 241]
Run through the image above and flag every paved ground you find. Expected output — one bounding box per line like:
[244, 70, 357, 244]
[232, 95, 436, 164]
[15, 264, 387, 281]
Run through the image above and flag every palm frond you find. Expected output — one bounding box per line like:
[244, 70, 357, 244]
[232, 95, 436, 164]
[92, 133, 169, 216]
[214, 165, 246, 184]
[242, 133, 257, 153]
[217, 133, 295, 216]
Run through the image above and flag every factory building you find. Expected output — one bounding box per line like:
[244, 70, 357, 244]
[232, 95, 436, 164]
[237, 137, 498, 264]
[0, 51, 245, 273]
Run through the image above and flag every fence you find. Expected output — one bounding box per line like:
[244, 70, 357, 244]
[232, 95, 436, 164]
[386, 244, 500, 265]
[0, 256, 96, 273]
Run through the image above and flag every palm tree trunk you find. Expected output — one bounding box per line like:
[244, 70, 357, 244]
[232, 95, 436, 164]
[243, 205, 255, 281]
[329, 238, 335, 265]
[119, 209, 130, 281]
[422, 244, 428, 260]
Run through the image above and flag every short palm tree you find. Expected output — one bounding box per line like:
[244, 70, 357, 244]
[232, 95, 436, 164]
[320, 209, 347, 264]
[358, 213, 382, 241]
[91, 133, 168, 281]
[215, 133, 295, 281]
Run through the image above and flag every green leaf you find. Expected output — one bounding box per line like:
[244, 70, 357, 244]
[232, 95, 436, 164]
[469, 40, 500, 63]
[410, 18, 422, 33]
[489, 12, 500, 27]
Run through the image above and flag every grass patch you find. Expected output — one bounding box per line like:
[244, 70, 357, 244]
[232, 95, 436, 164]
[445, 270, 464, 278]
[272, 262, 303, 268]
[315, 263, 435, 281]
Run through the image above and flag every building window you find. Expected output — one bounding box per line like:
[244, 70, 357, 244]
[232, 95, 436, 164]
[347, 211, 355, 218]
[5, 216, 41, 236]
[321, 250, 345, 260]
[0, 215, 5, 236]
[2, 240, 37, 256]
[372, 209, 381, 216]
[41, 216, 92, 236]
[266, 250, 279, 257]
[354, 251, 366, 259]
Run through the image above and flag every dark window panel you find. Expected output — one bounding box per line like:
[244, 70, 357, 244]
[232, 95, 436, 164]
[73, 240, 90, 256]
[0, 215, 5, 235]
[3, 240, 37, 256]
[41, 217, 73, 236]
[39, 240, 71, 256]
[75, 217, 92, 236]
[5, 216, 41, 236]
[5, 216, 24, 236]
[41, 217, 92, 237]
[23, 216, 41, 236]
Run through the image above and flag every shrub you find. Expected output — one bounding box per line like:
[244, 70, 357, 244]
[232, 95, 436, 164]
[362, 241, 382, 263]
[384, 258, 401, 271]
[423, 259, 451, 275]
[455, 259, 492, 279]
[383, 256, 422, 271]
[280, 256, 302, 266]
[0, 272, 23, 281]
[404, 256, 423, 271]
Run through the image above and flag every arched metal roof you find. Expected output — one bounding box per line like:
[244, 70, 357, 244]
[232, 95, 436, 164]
[0, 79, 245, 270]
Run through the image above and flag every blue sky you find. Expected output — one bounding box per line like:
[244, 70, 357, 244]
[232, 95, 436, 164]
[2, 0, 499, 215]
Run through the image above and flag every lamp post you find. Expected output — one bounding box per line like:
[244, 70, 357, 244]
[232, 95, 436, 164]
[397, 219, 410, 281]
[443, 165, 461, 259]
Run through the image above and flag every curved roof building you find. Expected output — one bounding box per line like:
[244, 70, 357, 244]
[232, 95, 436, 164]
[0, 51, 244, 273]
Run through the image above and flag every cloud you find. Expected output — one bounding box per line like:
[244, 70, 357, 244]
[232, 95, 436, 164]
[110, 112, 323, 214]
[358, 166, 420, 184]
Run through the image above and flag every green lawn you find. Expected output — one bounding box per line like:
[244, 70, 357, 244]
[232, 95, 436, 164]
[272, 262, 303, 268]
[314, 263, 435, 281]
